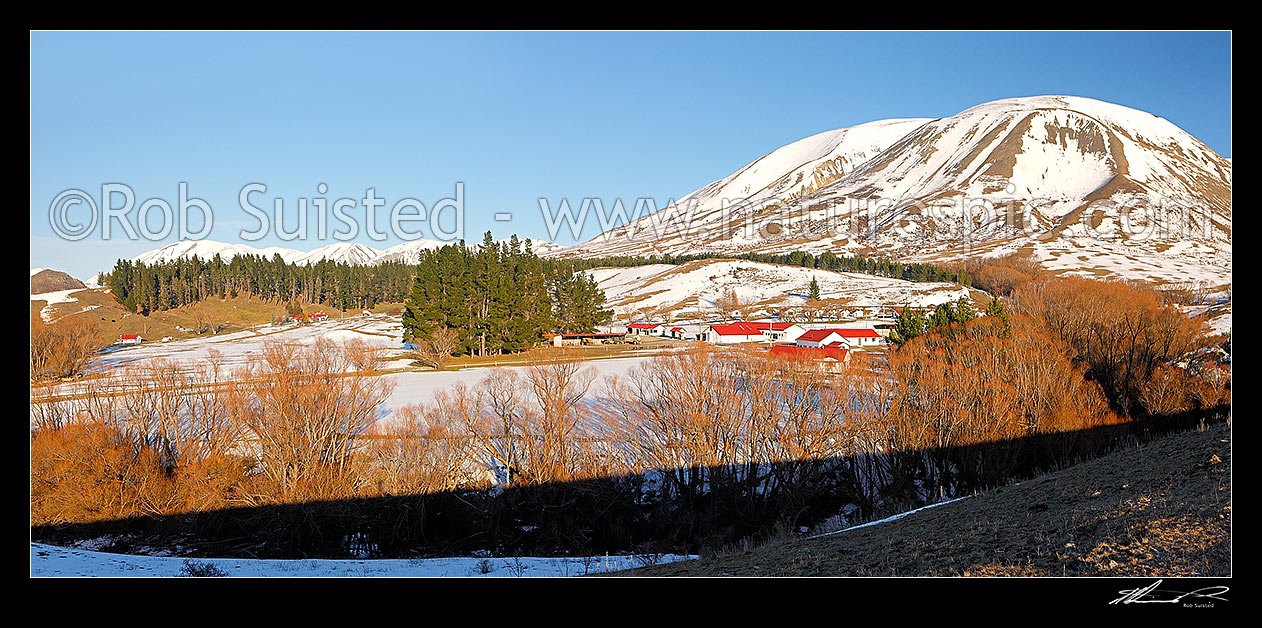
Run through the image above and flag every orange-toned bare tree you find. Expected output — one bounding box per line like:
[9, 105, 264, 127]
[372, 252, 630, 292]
[228, 340, 395, 500]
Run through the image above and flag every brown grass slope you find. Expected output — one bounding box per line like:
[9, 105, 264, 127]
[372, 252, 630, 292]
[30, 269, 86, 294]
[623, 422, 1231, 577]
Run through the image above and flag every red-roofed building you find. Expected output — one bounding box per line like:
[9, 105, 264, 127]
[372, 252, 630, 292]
[795, 329, 845, 348]
[703, 322, 769, 344]
[768, 344, 850, 364]
[118, 334, 142, 345]
[833, 327, 883, 347]
[795, 327, 884, 348]
[742, 321, 806, 342]
[626, 322, 662, 336]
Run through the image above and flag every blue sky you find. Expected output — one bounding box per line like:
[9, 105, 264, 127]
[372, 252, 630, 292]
[31, 31, 1231, 279]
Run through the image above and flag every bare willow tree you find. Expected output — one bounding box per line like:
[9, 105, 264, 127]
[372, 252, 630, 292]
[601, 345, 750, 497]
[434, 350, 599, 486]
[30, 315, 103, 382]
[712, 288, 743, 322]
[110, 357, 243, 474]
[520, 353, 598, 483]
[344, 338, 383, 373]
[228, 339, 395, 499]
[360, 403, 484, 495]
[597, 345, 875, 502]
[412, 327, 460, 370]
[1011, 277, 1212, 415]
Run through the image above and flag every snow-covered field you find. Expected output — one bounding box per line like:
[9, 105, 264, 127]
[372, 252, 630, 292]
[378, 356, 650, 418]
[92, 315, 404, 375]
[30, 543, 694, 577]
[40, 314, 660, 428]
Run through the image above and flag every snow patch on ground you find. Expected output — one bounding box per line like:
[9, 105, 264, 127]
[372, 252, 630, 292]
[30, 543, 695, 577]
[809, 495, 971, 539]
[31, 289, 84, 323]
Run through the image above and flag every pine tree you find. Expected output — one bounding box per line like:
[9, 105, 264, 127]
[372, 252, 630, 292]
[951, 296, 976, 325]
[400, 235, 610, 357]
[892, 305, 927, 345]
[807, 276, 821, 301]
[985, 295, 1007, 321]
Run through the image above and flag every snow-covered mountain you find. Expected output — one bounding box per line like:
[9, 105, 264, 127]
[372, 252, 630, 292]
[376, 238, 448, 264]
[132, 236, 568, 267]
[558, 118, 930, 259]
[520, 238, 569, 256]
[289, 242, 384, 266]
[133, 241, 307, 265]
[561, 96, 1232, 285]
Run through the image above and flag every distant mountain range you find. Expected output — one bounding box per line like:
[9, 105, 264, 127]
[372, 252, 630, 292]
[131, 237, 569, 267]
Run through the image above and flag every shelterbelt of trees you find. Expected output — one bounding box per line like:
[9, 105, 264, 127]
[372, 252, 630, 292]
[402, 234, 612, 358]
[104, 255, 416, 314]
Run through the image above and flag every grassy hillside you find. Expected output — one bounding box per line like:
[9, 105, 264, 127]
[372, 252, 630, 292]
[621, 421, 1231, 577]
[30, 269, 86, 294]
[33, 290, 404, 345]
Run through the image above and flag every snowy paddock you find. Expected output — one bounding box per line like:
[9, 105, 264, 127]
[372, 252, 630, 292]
[91, 315, 405, 375]
[36, 315, 662, 430]
[377, 356, 651, 420]
[30, 543, 695, 577]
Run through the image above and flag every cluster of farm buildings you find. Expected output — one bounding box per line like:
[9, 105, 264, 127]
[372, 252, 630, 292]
[555, 319, 893, 365]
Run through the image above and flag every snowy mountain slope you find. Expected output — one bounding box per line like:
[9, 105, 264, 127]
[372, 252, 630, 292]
[560, 118, 932, 258]
[561, 96, 1231, 285]
[289, 242, 383, 266]
[376, 238, 447, 264]
[133, 241, 306, 265]
[586, 259, 969, 316]
[133, 236, 567, 267]
[520, 238, 569, 256]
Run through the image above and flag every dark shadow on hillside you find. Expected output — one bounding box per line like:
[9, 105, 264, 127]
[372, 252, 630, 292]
[31, 406, 1229, 560]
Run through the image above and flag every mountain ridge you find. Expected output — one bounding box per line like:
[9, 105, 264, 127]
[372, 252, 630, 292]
[132, 236, 567, 267]
[558, 95, 1231, 285]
